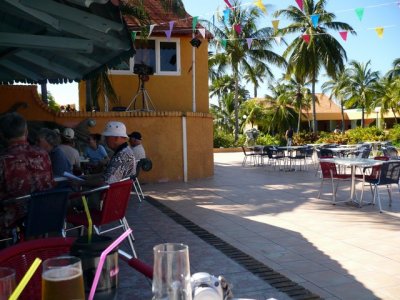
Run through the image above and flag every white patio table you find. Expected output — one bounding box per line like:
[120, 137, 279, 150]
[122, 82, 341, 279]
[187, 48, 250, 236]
[320, 157, 384, 205]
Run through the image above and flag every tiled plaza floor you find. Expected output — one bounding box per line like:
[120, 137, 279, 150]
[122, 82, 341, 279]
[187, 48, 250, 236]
[129, 152, 400, 300]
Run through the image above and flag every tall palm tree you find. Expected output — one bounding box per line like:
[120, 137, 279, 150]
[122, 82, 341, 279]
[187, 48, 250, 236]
[374, 76, 400, 125]
[264, 81, 297, 134]
[346, 60, 379, 127]
[210, 93, 236, 133]
[274, 0, 354, 133]
[386, 58, 400, 80]
[206, 0, 286, 141]
[243, 64, 269, 98]
[322, 69, 350, 133]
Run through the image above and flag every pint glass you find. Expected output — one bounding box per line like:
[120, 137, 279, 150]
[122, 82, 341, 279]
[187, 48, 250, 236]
[42, 256, 85, 300]
[0, 267, 15, 300]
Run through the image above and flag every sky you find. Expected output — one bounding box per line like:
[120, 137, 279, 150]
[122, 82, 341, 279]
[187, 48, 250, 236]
[45, 0, 400, 106]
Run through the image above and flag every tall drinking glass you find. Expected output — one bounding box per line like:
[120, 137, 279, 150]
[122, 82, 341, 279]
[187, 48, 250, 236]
[41, 256, 85, 300]
[0, 267, 15, 300]
[152, 243, 192, 300]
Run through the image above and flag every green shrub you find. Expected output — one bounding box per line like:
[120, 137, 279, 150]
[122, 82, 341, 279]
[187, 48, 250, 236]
[345, 127, 387, 144]
[388, 124, 400, 146]
[256, 134, 280, 146]
[213, 131, 235, 148]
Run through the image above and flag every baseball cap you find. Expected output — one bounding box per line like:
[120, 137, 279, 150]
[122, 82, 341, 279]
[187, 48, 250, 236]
[129, 131, 142, 140]
[102, 121, 128, 138]
[63, 128, 75, 139]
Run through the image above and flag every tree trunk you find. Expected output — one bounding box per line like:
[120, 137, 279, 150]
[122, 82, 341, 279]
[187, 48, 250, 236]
[40, 82, 48, 104]
[392, 107, 398, 124]
[85, 79, 92, 112]
[311, 78, 317, 134]
[234, 73, 239, 142]
[341, 101, 345, 133]
[361, 106, 365, 128]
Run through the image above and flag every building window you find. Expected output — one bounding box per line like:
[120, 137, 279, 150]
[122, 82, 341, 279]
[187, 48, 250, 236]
[109, 38, 180, 76]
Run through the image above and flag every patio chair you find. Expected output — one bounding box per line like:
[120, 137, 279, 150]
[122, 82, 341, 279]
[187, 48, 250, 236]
[382, 146, 399, 159]
[265, 146, 286, 170]
[66, 178, 137, 258]
[131, 158, 153, 202]
[241, 146, 258, 166]
[360, 161, 400, 212]
[0, 237, 153, 300]
[287, 147, 307, 171]
[318, 161, 351, 204]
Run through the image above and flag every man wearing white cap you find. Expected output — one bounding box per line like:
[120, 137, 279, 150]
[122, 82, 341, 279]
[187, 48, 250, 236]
[101, 121, 136, 183]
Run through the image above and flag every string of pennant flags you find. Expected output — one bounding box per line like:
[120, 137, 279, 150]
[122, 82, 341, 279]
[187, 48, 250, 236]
[130, 0, 400, 46]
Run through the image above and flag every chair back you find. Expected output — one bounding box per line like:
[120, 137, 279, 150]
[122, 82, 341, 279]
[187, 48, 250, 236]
[382, 146, 399, 159]
[319, 148, 334, 158]
[0, 237, 75, 300]
[378, 161, 400, 185]
[320, 161, 338, 178]
[99, 178, 133, 224]
[369, 156, 390, 179]
[24, 188, 71, 238]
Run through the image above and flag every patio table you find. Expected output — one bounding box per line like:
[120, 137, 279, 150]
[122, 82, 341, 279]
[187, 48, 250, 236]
[320, 157, 384, 206]
[324, 147, 358, 157]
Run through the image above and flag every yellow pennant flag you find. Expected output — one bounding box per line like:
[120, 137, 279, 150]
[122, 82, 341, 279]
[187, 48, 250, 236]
[375, 27, 384, 38]
[254, 0, 267, 13]
[272, 20, 279, 32]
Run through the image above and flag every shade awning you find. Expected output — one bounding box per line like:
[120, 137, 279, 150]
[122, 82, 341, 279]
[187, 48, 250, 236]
[0, 0, 135, 84]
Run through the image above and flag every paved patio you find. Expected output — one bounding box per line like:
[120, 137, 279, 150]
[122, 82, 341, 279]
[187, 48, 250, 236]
[119, 152, 400, 299]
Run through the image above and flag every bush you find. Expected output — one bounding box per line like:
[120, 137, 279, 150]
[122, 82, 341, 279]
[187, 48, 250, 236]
[345, 126, 387, 144]
[213, 131, 235, 148]
[256, 133, 280, 146]
[388, 124, 400, 146]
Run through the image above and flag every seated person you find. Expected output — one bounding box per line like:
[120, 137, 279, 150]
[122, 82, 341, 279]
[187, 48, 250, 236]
[59, 128, 81, 175]
[37, 128, 71, 177]
[128, 131, 146, 161]
[83, 134, 109, 173]
[0, 113, 55, 244]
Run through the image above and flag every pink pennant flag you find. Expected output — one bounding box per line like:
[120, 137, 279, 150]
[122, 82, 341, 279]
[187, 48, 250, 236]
[339, 31, 348, 41]
[169, 21, 175, 32]
[295, 0, 303, 11]
[199, 28, 206, 39]
[246, 38, 253, 49]
[234, 24, 242, 34]
[302, 34, 310, 43]
[165, 30, 172, 40]
[224, 0, 233, 9]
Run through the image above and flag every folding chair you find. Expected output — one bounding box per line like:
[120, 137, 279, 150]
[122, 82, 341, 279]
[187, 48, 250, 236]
[131, 158, 153, 202]
[66, 178, 137, 258]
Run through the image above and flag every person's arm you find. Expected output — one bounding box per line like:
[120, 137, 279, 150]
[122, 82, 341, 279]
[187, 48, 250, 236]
[98, 145, 109, 165]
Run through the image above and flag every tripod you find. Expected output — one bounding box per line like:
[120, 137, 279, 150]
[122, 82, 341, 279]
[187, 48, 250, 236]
[126, 74, 155, 111]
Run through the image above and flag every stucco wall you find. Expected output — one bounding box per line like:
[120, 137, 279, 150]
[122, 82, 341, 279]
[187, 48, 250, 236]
[79, 36, 209, 113]
[0, 85, 214, 183]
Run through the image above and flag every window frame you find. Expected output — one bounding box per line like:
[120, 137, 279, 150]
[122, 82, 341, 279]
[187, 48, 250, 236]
[108, 37, 181, 76]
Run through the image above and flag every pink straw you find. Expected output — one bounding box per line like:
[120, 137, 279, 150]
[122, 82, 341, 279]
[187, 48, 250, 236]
[88, 229, 132, 300]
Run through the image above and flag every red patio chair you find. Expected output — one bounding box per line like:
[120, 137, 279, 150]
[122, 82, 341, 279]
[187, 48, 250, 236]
[318, 161, 351, 204]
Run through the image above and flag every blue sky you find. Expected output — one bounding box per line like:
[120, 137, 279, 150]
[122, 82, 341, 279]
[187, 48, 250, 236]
[46, 0, 400, 105]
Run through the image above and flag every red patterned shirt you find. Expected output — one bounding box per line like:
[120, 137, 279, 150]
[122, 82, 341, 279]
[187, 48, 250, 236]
[0, 141, 55, 237]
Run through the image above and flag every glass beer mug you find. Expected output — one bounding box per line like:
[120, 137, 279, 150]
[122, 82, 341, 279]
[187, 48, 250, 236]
[41, 256, 85, 300]
[152, 243, 192, 300]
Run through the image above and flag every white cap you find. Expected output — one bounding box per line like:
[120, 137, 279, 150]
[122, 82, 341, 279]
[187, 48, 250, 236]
[63, 128, 75, 139]
[102, 121, 128, 138]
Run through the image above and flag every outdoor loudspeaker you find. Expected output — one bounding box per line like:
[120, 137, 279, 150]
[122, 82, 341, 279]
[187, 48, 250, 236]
[190, 38, 202, 48]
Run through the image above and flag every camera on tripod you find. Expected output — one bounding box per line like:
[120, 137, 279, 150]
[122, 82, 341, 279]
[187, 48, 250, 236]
[133, 63, 154, 76]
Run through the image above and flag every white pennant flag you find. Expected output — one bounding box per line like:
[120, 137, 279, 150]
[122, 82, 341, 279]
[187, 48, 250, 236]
[274, 36, 281, 45]
[148, 24, 156, 37]
[199, 28, 206, 39]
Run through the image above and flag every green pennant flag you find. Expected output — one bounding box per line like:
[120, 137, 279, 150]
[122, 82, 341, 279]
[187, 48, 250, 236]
[221, 39, 227, 48]
[355, 7, 364, 21]
[130, 31, 136, 42]
[192, 16, 198, 31]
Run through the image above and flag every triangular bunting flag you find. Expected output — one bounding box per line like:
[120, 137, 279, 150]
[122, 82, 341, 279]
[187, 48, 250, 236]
[246, 38, 253, 49]
[295, 0, 303, 11]
[169, 21, 175, 32]
[272, 20, 279, 32]
[355, 8, 364, 21]
[165, 30, 172, 40]
[224, 0, 233, 9]
[302, 34, 310, 43]
[148, 24, 155, 37]
[339, 31, 348, 41]
[221, 39, 227, 48]
[224, 9, 230, 23]
[375, 27, 384, 38]
[254, 0, 266, 13]
[192, 16, 198, 31]
[199, 28, 206, 39]
[130, 31, 137, 42]
[234, 24, 242, 34]
[274, 36, 282, 45]
[311, 14, 319, 28]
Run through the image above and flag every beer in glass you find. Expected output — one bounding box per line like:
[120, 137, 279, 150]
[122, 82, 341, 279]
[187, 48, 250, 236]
[42, 256, 85, 300]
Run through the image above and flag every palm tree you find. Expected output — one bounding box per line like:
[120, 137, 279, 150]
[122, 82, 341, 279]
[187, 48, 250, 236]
[322, 69, 350, 133]
[274, 0, 355, 133]
[243, 64, 268, 98]
[264, 81, 297, 134]
[386, 58, 400, 80]
[210, 93, 236, 133]
[346, 60, 379, 127]
[240, 99, 267, 129]
[374, 76, 400, 125]
[206, 0, 286, 141]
